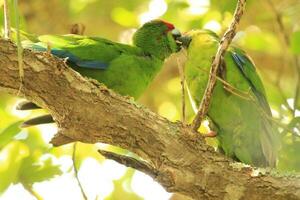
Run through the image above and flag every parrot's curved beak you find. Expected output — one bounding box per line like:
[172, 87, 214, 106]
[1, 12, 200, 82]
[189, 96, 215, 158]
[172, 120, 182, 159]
[175, 35, 192, 49]
[171, 29, 182, 52]
[171, 28, 181, 40]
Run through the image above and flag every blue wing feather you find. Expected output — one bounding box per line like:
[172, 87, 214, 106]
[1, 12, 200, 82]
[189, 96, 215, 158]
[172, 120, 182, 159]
[231, 51, 271, 114]
[75, 60, 108, 69]
[30, 45, 108, 70]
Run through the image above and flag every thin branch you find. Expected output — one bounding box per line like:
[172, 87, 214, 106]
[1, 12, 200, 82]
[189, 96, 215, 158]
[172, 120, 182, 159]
[266, 0, 290, 45]
[3, 0, 10, 39]
[197, 66, 252, 100]
[13, 0, 24, 93]
[72, 142, 88, 200]
[192, 0, 247, 131]
[98, 150, 158, 177]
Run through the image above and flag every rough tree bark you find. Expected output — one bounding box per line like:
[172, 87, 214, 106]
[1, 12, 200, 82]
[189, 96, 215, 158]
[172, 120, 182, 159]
[0, 39, 300, 200]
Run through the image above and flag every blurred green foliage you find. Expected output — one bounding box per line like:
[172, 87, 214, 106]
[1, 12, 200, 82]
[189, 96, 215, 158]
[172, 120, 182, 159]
[0, 0, 300, 199]
[0, 94, 62, 195]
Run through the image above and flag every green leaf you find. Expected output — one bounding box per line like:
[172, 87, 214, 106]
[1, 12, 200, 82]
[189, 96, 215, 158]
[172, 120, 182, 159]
[0, 141, 29, 193]
[0, 121, 22, 149]
[19, 156, 62, 185]
[291, 31, 300, 54]
[23, 129, 49, 151]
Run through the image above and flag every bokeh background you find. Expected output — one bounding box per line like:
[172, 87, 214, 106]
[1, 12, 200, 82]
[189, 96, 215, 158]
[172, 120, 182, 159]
[0, 0, 300, 199]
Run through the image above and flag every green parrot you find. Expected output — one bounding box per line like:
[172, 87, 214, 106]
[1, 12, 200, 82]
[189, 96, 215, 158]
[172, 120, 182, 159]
[17, 19, 181, 126]
[178, 30, 280, 167]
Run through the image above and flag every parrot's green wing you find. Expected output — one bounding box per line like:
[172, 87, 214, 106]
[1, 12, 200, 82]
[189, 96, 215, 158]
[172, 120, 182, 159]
[11, 29, 40, 42]
[230, 48, 271, 114]
[229, 48, 280, 167]
[24, 34, 143, 70]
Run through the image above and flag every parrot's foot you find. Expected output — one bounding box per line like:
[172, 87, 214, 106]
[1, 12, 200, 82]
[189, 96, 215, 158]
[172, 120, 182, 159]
[203, 131, 217, 138]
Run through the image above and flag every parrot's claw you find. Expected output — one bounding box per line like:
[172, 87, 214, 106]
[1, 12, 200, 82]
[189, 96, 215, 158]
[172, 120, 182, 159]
[203, 131, 217, 138]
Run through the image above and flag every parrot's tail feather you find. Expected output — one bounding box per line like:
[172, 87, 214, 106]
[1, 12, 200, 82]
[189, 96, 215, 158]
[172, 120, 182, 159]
[21, 114, 54, 128]
[16, 101, 41, 110]
[260, 118, 281, 167]
[11, 29, 39, 42]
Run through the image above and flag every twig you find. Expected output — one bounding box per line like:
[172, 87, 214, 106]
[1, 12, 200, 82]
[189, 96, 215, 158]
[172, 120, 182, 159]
[192, 0, 247, 131]
[266, 0, 289, 46]
[3, 0, 10, 39]
[13, 0, 24, 94]
[197, 66, 252, 100]
[177, 58, 186, 123]
[98, 149, 158, 177]
[72, 143, 88, 200]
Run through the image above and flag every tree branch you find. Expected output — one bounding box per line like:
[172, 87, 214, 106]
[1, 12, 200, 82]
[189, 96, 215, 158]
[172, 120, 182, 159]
[192, 0, 247, 131]
[0, 39, 300, 200]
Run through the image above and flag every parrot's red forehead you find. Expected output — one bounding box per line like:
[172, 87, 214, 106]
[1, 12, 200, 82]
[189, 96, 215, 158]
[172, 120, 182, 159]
[160, 20, 175, 31]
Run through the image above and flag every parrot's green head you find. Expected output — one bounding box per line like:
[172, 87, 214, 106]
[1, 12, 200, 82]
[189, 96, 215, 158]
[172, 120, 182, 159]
[133, 19, 181, 60]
